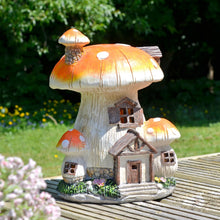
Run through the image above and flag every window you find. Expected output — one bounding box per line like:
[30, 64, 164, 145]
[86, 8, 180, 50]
[161, 151, 176, 165]
[119, 107, 135, 125]
[64, 162, 78, 175]
[108, 97, 143, 128]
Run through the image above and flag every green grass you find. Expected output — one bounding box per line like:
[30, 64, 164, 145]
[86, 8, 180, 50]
[172, 122, 220, 158]
[0, 123, 69, 177]
[1, 122, 220, 177]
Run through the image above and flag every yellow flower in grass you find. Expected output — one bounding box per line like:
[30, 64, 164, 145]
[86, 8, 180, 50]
[18, 107, 22, 111]
[204, 110, 208, 114]
[54, 154, 58, 158]
[14, 110, 19, 116]
[15, 105, 19, 108]
[20, 113, 25, 117]
[25, 112, 30, 116]
[8, 121, 13, 125]
[42, 118, 47, 123]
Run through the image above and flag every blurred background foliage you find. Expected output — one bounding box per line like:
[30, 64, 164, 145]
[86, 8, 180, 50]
[0, 0, 219, 124]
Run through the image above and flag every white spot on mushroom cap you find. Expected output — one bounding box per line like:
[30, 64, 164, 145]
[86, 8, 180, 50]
[150, 58, 158, 68]
[153, 117, 161, 122]
[79, 135, 85, 142]
[97, 51, 109, 60]
[62, 140, 69, 148]
[68, 129, 73, 131]
[147, 128, 154, 134]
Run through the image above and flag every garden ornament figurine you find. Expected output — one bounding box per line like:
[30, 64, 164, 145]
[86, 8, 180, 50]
[50, 28, 181, 203]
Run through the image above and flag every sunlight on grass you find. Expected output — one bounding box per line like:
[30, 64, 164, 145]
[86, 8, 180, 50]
[0, 123, 71, 177]
[172, 122, 220, 158]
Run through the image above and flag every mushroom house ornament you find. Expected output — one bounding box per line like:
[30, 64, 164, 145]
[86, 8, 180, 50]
[50, 28, 181, 203]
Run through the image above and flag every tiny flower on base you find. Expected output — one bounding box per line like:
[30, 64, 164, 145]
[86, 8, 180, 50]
[154, 177, 160, 183]
[160, 177, 166, 183]
[93, 178, 106, 187]
[54, 154, 58, 158]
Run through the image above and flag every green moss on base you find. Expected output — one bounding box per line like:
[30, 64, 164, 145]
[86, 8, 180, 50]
[57, 179, 120, 198]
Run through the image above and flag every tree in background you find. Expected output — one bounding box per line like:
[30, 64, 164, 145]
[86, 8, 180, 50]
[108, 0, 220, 80]
[0, 0, 116, 107]
[0, 0, 219, 108]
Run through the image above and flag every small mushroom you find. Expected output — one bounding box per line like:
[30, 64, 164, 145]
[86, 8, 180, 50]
[58, 28, 90, 65]
[56, 129, 86, 154]
[143, 118, 180, 147]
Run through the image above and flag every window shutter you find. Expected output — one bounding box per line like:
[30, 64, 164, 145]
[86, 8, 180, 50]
[133, 108, 144, 125]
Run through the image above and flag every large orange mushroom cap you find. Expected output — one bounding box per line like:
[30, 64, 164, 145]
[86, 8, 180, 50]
[50, 43, 164, 92]
[56, 129, 86, 154]
[143, 118, 180, 146]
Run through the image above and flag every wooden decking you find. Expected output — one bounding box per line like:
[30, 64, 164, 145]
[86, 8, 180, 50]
[45, 153, 220, 220]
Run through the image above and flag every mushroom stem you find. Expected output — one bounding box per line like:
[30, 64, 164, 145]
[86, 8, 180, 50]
[65, 46, 83, 64]
[73, 90, 145, 168]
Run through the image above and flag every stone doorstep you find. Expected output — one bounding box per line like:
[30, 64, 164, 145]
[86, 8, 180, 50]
[119, 182, 158, 196]
[120, 187, 158, 193]
[119, 182, 156, 189]
[120, 189, 158, 196]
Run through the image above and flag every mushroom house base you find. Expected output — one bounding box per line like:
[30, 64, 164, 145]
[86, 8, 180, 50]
[56, 179, 175, 204]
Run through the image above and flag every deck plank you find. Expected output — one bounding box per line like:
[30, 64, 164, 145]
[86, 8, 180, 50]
[44, 153, 220, 219]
